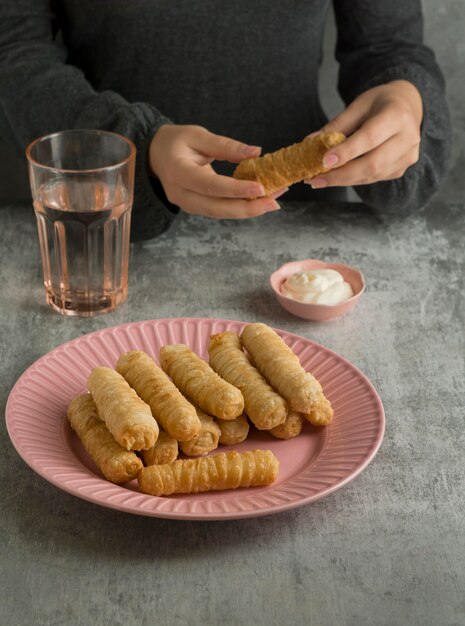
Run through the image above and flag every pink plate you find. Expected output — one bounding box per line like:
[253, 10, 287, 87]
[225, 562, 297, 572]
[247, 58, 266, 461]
[5, 318, 384, 520]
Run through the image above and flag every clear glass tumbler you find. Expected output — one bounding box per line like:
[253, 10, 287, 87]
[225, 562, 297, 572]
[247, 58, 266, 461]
[26, 129, 136, 316]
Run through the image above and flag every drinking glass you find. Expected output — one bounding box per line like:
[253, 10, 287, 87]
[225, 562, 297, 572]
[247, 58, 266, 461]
[26, 129, 136, 316]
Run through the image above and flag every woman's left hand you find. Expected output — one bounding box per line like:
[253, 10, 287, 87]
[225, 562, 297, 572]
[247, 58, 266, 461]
[306, 80, 423, 189]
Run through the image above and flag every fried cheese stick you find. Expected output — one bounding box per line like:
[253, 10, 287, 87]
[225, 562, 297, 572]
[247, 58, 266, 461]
[240, 323, 322, 413]
[116, 350, 200, 442]
[88, 367, 159, 450]
[302, 392, 334, 426]
[159, 344, 244, 419]
[233, 132, 346, 196]
[141, 429, 179, 466]
[217, 414, 250, 446]
[179, 407, 221, 457]
[208, 331, 287, 430]
[269, 410, 304, 440]
[138, 449, 279, 496]
[67, 393, 143, 483]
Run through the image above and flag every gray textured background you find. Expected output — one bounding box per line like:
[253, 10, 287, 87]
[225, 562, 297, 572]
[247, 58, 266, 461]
[1, 196, 464, 626]
[0, 1, 463, 205]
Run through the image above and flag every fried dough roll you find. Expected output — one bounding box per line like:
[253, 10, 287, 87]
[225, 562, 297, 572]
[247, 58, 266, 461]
[217, 414, 250, 446]
[116, 350, 200, 442]
[138, 449, 279, 496]
[179, 407, 221, 457]
[208, 331, 287, 430]
[233, 132, 345, 196]
[88, 367, 159, 450]
[67, 393, 143, 483]
[302, 392, 334, 426]
[269, 410, 303, 440]
[142, 429, 179, 466]
[159, 344, 244, 420]
[240, 323, 322, 413]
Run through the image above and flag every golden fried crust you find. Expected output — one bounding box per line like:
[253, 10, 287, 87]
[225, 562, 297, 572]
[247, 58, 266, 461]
[240, 323, 322, 413]
[159, 344, 244, 419]
[208, 331, 287, 430]
[302, 393, 334, 426]
[138, 449, 279, 496]
[269, 410, 304, 440]
[116, 350, 200, 442]
[142, 429, 179, 466]
[233, 132, 346, 196]
[88, 367, 159, 451]
[67, 393, 143, 483]
[216, 414, 250, 446]
[179, 407, 221, 456]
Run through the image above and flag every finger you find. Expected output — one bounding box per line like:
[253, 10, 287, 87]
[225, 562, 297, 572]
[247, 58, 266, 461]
[269, 187, 289, 199]
[304, 131, 320, 140]
[307, 136, 417, 188]
[172, 160, 265, 198]
[175, 189, 281, 219]
[318, 98, 372, 138]
[309, 149, 417, 187]
[193, 128, 262, 163]
[386, 167, 411, 181]
[376, 147, 420, 181]
[320, 113, 397, 169]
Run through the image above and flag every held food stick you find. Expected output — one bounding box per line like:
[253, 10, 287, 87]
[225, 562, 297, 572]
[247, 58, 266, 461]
[217, 414, 250, 446]
[138, 449, 279, 496]
[159, 344, 244, 420]
[67, 393, 143, 483]
[116, 350, 201, 441]
[269, 410, 304, 440]
[233, 132, 346, 196]
[142, 429, 179, 466]
[88, 367, 159, 450]
[208, 331, 288, 430]
[179, 407, 221, 457]
[240, 323, 322, 413]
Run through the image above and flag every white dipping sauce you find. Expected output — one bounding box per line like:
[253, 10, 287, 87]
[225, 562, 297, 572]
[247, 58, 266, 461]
[281, 269, 354, 305]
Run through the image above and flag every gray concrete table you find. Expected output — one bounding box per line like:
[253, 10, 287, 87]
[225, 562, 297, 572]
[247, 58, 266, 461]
[1, 201, 464, 626]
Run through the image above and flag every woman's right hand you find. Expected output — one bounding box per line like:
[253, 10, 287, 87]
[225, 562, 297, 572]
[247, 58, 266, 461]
[149, 124, 287, 219]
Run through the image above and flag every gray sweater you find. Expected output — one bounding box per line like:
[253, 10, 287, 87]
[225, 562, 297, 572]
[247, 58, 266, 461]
[0, 0, 451, 240]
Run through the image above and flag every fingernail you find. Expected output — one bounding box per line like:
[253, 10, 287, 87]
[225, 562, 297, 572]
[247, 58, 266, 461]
[310, 177, 328, 189]
[241, 145, 261, 157]
[270, 187, 289, 200]
[267, 201, 281, 211]
[248, 185, 265, 197]
[323, 153, 339, 168]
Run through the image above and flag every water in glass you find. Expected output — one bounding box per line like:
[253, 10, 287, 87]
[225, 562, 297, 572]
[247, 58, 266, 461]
[33, 179, 131, 316]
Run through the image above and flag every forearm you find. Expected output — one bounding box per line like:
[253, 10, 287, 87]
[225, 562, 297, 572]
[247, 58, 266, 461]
[333, 0, 452, 210]
[351, 76, 450, 213]
[0, 2, 175, 239]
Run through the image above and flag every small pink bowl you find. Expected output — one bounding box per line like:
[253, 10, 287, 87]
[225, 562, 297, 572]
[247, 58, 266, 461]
[270, 259, 365, 322]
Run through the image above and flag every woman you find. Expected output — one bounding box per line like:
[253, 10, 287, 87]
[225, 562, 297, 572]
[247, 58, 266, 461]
[0, 1, 451, 239]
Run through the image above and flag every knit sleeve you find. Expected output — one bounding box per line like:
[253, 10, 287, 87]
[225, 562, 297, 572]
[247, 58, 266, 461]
[333, 0, 451, 212]
[0, 0, 177, 240]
